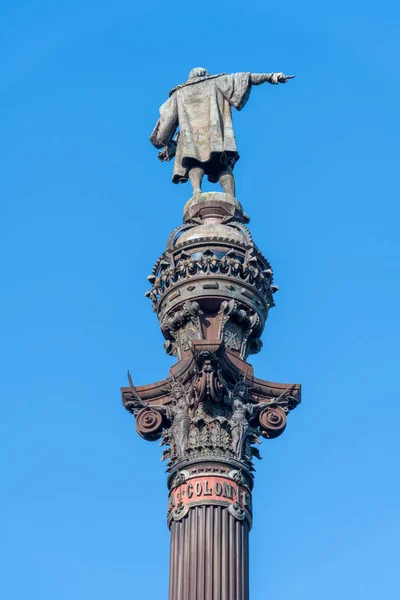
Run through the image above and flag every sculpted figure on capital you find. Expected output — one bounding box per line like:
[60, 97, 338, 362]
[126, 372, 193, 459]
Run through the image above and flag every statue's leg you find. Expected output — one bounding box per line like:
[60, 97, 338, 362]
[188, 167, 204, 195]
[219, 165, 235, 196]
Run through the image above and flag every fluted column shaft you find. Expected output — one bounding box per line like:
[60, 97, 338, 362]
[169, 505, 249, 600]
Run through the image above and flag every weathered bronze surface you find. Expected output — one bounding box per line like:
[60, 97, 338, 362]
[150, 68, 294, 196]
[121, 69, 299, 599]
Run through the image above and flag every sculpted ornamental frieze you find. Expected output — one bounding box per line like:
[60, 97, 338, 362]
[146, 244, 277, 313]
[146, 219, 276, 314]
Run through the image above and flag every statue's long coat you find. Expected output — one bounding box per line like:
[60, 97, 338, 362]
[150, 73, 252, 183]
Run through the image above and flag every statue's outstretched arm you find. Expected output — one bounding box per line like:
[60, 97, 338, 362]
[250, 73, 295, 85]
[251, 398, 275, 415]
[149, 403, 171, 418]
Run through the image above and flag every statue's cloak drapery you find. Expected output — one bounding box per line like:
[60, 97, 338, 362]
[150, 73, 252, 183]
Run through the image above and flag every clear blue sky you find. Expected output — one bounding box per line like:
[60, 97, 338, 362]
[1, 1, 399, 598]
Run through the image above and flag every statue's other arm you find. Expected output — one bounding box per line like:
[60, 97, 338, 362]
[150, 94, 179, 149]
[250, 73, 295, 85]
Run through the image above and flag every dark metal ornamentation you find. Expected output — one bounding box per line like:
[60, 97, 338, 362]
[122, 340, 301, 473]
[136, 408, 164, 441]
[194, 350, 226, 404]
[144, 205, 280, 363]
[259, 406, 287, 439]
[121, 191, 301, 544]
[161, 300, 203, 359]
[146, 244, 276, 313]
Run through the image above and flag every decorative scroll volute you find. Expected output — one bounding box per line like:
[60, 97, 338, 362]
[259, 406, 287, 439]
[136, 408, 164, 441]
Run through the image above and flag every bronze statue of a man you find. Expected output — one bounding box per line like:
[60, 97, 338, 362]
[150, 68, 294, 196]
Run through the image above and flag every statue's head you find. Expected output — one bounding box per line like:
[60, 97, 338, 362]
[172, 386, 184, 401]
[171, 377, 186, 403]
[233, 379, 248, 401]
[234, 398, 243, 410]
[188, 67, 210, 80]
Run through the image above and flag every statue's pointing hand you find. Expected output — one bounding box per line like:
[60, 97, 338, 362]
[272, 73, 295, 84]
[250, 72, 295, 86]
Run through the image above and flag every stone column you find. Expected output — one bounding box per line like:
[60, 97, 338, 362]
[169, 506, 249, 600]
[121, 193, 301, 599]
[167, 461, 252, 600]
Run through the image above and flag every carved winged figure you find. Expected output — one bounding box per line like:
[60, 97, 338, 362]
[228, 378, 295, 459]
[126, 371, 192, 461]
[228, 380, 254, 459]
[230, 397, 253, 460]
[168, 377, 192, 459]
